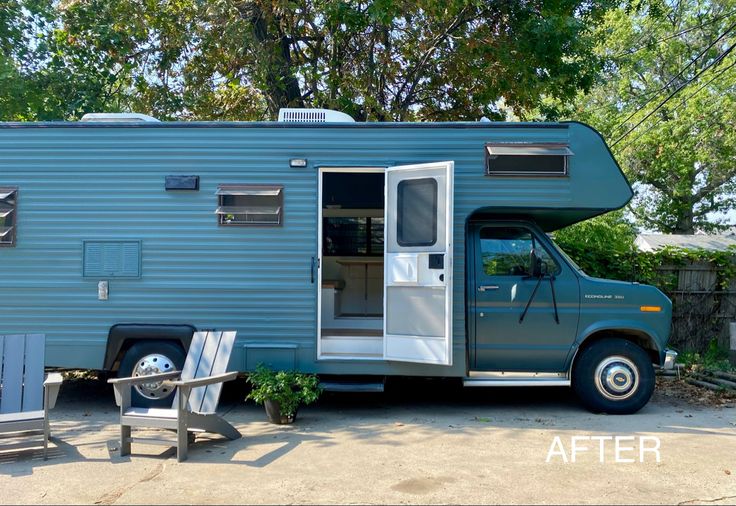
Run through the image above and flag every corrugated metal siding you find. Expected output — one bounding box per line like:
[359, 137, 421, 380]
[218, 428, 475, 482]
[0, 123, 629, 376]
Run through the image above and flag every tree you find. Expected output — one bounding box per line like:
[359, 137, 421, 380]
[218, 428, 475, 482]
[553, 211, 639, 280]
[570, 0, 736, 233]
[1, 0, 622, 121]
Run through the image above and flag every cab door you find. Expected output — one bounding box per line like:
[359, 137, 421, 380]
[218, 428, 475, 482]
[471, 223, 580, 371]
[384, 161, 454, 365]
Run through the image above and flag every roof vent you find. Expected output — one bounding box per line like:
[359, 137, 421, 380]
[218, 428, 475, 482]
[80, 113, 160, 123]
[277, 108, 354, 123]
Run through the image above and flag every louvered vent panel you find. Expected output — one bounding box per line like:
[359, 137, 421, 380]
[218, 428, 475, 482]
[83, 241, 141, 277]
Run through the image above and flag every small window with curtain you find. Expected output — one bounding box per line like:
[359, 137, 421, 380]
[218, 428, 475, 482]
[0, 187, 17, 247]
[216, 184, 283, 226]
[485, 143, 573, 176]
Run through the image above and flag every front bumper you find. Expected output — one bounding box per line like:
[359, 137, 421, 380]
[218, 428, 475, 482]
[663, 349, 678, 370]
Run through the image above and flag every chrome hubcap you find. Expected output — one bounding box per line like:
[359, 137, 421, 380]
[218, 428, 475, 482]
[594, 356, 639, 401]
[132, 353, 175, 400]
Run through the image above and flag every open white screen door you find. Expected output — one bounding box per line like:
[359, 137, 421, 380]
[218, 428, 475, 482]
[384, 161, 454, 365]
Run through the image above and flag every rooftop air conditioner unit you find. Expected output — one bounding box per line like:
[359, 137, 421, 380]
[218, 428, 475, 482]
[277, 108, 354, 123]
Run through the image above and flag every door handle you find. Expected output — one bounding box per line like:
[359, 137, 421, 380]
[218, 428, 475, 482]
[477, 285, 499, 292]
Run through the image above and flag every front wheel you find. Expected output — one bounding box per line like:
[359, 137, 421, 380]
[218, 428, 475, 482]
[572, 338, 655, 414]
[117, 340, 186, 408]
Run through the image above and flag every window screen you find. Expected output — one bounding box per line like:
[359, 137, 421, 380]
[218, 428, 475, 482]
[397, 178, 437, 247]
[0, 187, 17, 247]
[485, 144, 572, 176]
[216, 185, 283, 226]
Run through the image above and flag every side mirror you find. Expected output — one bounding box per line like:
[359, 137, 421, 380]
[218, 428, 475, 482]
[530, 249, 544, 277]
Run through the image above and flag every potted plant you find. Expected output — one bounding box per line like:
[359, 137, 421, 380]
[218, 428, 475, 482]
[246, 364, 322, 424]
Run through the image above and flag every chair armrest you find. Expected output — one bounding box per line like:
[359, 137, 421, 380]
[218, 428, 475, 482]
[109, 371, 182, 407]
[44, 372, 64, 387]
[169, 371, 238, 388]
[44, 373, 64, 410]
[108, 371, 181, 385]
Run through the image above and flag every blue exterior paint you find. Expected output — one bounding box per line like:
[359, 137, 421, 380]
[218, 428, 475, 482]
[0, 121, 636, 376]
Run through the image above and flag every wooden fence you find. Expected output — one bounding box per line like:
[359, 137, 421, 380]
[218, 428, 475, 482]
[656, 261, 736, 352]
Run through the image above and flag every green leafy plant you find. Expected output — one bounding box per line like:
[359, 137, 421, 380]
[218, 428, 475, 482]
[246, 364, 322, 418]
[678, 339, 734, 373]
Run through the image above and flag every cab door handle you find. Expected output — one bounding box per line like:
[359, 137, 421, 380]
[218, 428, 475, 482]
[477, 285, 499, 292]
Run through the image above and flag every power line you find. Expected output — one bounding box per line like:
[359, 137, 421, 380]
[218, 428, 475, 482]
[613, 8, 736, 59]
[616, 56, 736, 152]
[611, 40, 736, 147]
[582, 11, 736, 117]
[609, 20, 736, 139]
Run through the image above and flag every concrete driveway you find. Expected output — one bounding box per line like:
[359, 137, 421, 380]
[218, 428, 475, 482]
[1, 377, 735, 505]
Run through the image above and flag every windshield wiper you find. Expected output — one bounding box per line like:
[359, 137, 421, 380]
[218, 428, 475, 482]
[519, 273, 560, 325]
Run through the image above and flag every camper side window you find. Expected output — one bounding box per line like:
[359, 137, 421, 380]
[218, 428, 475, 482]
[0, 187, 17, 247]
[485, 143, 573, 176]
[216, 185, 283, 226]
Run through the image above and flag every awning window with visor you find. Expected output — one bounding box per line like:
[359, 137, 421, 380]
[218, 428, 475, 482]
[485, 143, 574, 176]
[216, 185, 283, 226]
[0, 187, 17, 247]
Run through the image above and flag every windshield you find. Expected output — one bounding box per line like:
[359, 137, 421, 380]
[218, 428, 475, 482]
[548, 238, 587, 275]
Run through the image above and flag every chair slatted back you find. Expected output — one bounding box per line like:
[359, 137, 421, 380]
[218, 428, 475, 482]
[0, 334, 45, 414]
[174, 330, 236, 414]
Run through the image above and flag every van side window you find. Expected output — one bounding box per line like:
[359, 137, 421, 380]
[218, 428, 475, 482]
[479, 226, 559, 276]
[397, 178, 437, 247]
[0, 187, 17, 247]
[216, 185, 283, 226]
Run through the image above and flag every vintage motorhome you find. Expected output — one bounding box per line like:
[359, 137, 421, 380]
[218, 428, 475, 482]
[0, 110, 675, 413]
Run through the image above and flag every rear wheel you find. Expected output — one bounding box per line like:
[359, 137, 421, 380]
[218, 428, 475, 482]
[118, 340, 186, 408]
[572, 338, 655, 414]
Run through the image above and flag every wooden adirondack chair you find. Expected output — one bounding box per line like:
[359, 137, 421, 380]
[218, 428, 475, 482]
[109, 330, 241, 462]
[0, 334, 63, 460]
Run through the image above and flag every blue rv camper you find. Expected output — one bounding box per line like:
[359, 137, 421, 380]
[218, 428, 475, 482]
[0, 109, 675, 414]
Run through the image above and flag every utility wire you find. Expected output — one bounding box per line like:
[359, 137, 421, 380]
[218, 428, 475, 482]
[616, 56, 736, 152]
[611, 40, 736, 147]
[614, 8, 736, 59]
[583, 10, 736, 117]
[609, 21, 736, 139]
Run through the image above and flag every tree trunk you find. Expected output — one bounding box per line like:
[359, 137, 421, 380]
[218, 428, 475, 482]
[241, 3, 304, 118]
[672, 207, 695, 234]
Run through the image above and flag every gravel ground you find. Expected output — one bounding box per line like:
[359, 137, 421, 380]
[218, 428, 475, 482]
[1, 376, 735, 505]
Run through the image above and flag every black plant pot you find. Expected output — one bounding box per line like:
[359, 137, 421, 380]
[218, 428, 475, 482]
[264, 399, 297, 424]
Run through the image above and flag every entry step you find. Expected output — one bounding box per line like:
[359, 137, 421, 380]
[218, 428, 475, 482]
[320, 379, 386, 393]
[463, 371, 569, 387]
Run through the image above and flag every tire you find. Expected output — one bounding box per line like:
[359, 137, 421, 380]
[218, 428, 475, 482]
[572, 338, 655, 415]
[117, 340, 187, 408]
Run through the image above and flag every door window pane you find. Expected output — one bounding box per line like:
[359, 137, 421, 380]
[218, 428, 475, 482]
[397, 178, 437, 247]
[479, 227, 559, 276]
[323, 217, 383, 256]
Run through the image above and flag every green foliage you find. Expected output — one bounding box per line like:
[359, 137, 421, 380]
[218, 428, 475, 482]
[0, 0, 625, 121]
[678, 339, 734, 372]
[568, 0, 736, 233]
[554, 213, 736, 290]
[246, 364, 322, 417]
[553, 211, 639, 280]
